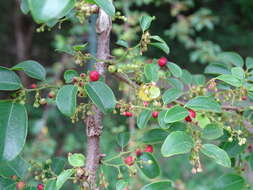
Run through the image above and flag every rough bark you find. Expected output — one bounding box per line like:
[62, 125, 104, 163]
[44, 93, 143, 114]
[84, 9, 112, 190]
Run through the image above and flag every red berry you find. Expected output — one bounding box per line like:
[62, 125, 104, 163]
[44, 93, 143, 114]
[89, 71, 100, 81]
[242, 96, 248, 101]
[48, 91, 55, 99]
[79, 81, 84, 87]
[188, 109, 196, 118]
[80, 73, 85, 78]
[124, 112, 133, 117]
[185, 116, 192, 122]
[158, 57, 167, 67]
[37, 184, 44, 190]
[152, 111, 159, 118]
[72, 77, 78, 83]
[30, 83, 37, 89]
[143, 101, 149, 107]
[135, 148, 142, 157]
[124, 156, 135, 166]
[144, 145, 153, 153]
[16, 181, 26, 190]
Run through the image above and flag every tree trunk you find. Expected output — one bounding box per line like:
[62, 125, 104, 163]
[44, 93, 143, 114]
[84, 9, 112, 190]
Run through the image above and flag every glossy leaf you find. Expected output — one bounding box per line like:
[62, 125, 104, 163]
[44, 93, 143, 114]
[139, 15, 154, 32]
[137, 153, 160, 179]
[140, 180, 172, 190]
[51, 157, 67, 175]
[201, 124, 223, 140]
[137, 110, 152, 129]
[28, 0, 75, 23]
[93, 0, 115, 17]
[231, 67, 244, 80]
[204, 63, 231, 75]
[0, 101, 28, 161]
[85, 81, 116, 113]
[216, 74, 242, 87]
[158, 111, 171, 129]
[246, 57, 253, 70]
[20, 0, 30, 14]
[164, 105, 188, 123]
[192, 74, 206, 85]
[0, 177, 16, 190]
[45, 180, 57, 190]
[117, 132, 130, 148]
[167, 78, 184, 91]
[162, 88, 182, 104]
[167, 62, 182, 77]
[185, 96, 221, 112]
[220, 140, 246, 158]
[56, 85, 78, 117]
[0, 156, 29, 178]
[116, 180, 128, 190]
[181, 69, 192, 85]
[144, 64, 159, 82]
[12, 60, 46, 81]
[150, 36, 170, 54]
[212, 174, 245, 190]
[64, 70, 78, 83]
[68, 153, 85, 167]
[218, 52, 244, 67]
[161, 131, 194, 157]
[142, 129, 169, 144]
[56, 169, 74, 190]
[201, 144, 231, 168]
[0, 67, 22, 91]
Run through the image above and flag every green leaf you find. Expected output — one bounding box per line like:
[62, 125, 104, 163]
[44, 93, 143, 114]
[231, 67, 244, 80]
[93, 0, 115, 17]
[21, 0, 30, 14]
[0, 67, 22, 91]
[142, 129, 169, 144]
[158, 111, 171, 129]
[246, 57, 253, 70]
[161, 131, 194, 157]
[116, 180, 128, 190]
[72, 43, 87, 51]
[201, 124, 223, 140]
[201, 144, 231, 168]
[196, 113, 210, 128]
[12, 60, 46, 81]
[56, 85, 78, 117]
[68, 153, 85, 167]
[139, 15, 154, 32]
[192, 74, 206, 85]
[137, 153, 160, 179]
[117, 132, 130, 148]
[85, 81, 116, 113]
[0, 156, 29, 178]
[140, 180, 173, 190]
[150, 36, 170, 55]
[149, 86, 161, 99]
[0, 101, 28, 161]
[24, 187, 37, 190]
[162, 88, 182, 105]
[51, 157, 67, 175]
[204, 62, 231, 75]
[218, 52, 244, 67]
[181, 69, 192, 85]
[212, 174, 245, 190]
[144, 64, 159, 82]
[0, 177, 16, 190]
[167, 78, 184, 91]
[167, 62, 182, 78]
[164, 105, 189, 123]
[28, 0, 75, 23]
[137, 110, 152, 129]
[185, 96, 221, 113]
[56, 169, 74, 190]
[64, 70, 78, 83]
[216, 74, 242, 87]
[116, 40, 129, 48]
[220, 140, 246, 158]
[45, 180, 56, 190]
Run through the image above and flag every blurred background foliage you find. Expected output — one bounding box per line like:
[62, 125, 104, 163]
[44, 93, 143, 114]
[1, 0, 253, 189]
